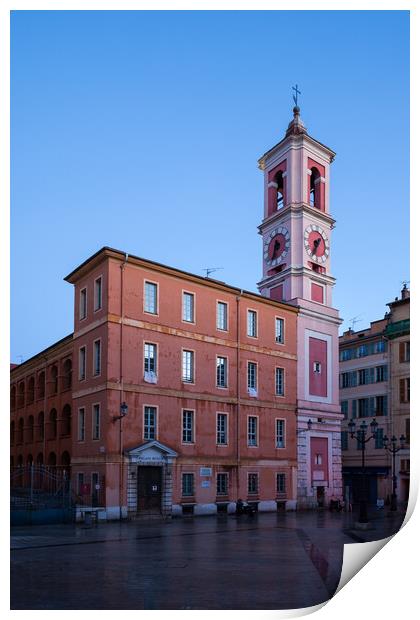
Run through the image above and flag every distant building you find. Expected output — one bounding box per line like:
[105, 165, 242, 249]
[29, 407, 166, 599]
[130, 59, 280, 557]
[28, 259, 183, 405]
[384, 285, 410, 503]
[339, 286, 410, 506]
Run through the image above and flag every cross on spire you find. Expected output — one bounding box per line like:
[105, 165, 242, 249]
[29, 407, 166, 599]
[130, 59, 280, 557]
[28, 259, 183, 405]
[292, 84, 301, 107]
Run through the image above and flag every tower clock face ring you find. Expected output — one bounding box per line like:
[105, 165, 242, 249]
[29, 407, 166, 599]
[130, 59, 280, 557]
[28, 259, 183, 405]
[304, 224, 329, 263]
[264, 226, 290, 266]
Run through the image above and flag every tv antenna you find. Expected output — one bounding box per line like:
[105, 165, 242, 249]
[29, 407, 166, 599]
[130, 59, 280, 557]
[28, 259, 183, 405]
[203, 267, 223, 279]
[401, 280, 410, 288]
[348, 315, 363, 331]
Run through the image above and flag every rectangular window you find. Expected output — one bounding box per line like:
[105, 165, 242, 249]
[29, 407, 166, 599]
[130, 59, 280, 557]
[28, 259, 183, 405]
[92, 404, 100, 440]
[247, 361, 257, 391]
[248, 473, 258, 495]
[182, 409, 194, 443]
[217, 473, 228, 495]
[216, 356, 228, 388]
[375, 427, 384, 449]
[375, 365, 387, 382]
[341, 431, 348, 450]
[405, 418, 410, 444]
[375, 340, 386, 354]
[144, 343, 157, 375]
[399, 341, 410, 363]
[182, 473, 194, 497]
[79, 346, 86, 381]
[93, 340, 101, 376]
[182, 292, 195, 323]
[375, 395, 387, 416]
[400, 378, 410, 403]
[144, 281, 158, 314]
[77, 472, 84, 495]
[92, 472, 99, 506]
[217, 301, 228, 331]
[358, 398, 369, 418]
[216, 413, 228, 445]
[276, 473, 286, 494]
[78, 408, 85, 441]
[80, 288, 87, 320]
[247, 310, 257, 337]
[182, 350, 194, 383]
[341, 401, 348, 419]
[144, 406, 157, 440]
[275, 367, 284, 396]
[94, 277, 102, 311]
[275, 317, 284, 344]
[276, 419, 285, 448]
[248, 416, 258, 446]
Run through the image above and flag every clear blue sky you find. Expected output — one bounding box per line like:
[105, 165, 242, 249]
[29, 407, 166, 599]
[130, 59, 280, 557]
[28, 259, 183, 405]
[11, 10, 409, 362]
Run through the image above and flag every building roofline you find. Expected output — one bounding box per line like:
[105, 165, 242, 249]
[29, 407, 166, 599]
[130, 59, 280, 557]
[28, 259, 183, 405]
[64, 246, 299, 314]
[258, 132, 336, 169]
[10, 333, 74, 375]
[387, 297, 410, 309]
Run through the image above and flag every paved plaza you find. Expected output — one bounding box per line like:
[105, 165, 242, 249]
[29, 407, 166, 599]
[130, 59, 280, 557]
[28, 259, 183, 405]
[10, 509, 405, 610]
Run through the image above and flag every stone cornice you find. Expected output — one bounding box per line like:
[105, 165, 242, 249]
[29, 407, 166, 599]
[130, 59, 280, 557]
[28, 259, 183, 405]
[72, 381, 298, 412]
[258, 203, 336, 234]
[73, 314, 298, 361]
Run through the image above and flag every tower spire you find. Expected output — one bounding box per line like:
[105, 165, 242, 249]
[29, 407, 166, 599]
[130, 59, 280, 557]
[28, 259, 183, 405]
[285, 85, 307, 136]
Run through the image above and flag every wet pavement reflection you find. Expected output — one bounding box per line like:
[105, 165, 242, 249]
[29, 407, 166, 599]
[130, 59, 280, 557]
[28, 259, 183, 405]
[11, 509, 405, 610]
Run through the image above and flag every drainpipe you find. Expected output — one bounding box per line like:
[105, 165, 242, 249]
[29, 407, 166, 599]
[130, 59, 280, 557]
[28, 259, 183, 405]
[235, 291, 243, 498]
[383, 325, 392, 503]
[43, 355, 48, 466]
[119, 253, 129, 520]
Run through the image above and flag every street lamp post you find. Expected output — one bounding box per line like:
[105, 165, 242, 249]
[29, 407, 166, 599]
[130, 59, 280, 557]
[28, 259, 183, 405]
[348, 418, 378, 524]
[383, 434, 406, 511]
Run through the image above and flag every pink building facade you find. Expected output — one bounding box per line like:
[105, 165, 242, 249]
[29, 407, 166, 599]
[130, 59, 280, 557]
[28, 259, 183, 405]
[257, 106, 343, 508]
[11, 248, 299, 520]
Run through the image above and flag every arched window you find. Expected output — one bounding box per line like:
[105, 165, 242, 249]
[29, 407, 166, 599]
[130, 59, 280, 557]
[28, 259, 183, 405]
[38, 411, 45, 441]
[310, 167, 321, 209]
[47, 452, 57, 468]
[17, 454, 23, 467]
[27, 377, 35, 404]
[50, 365, 58, 395]
[62, 359, 72, 390]
[275, 171, 285, 210]
[36, 452, 43, 465]
[49, 409, 58, 439]
[38, 371, 45, 399]
[17, 418, 24, 443]
[10, 386, 16, 411]
[61, 404, 72, 436]
[28, 415, 34, 442]
[61, 451, 71, 479]
[18, 382, 25, 408]
[10, 421, 15, 445]
[27, 454, 33, 466]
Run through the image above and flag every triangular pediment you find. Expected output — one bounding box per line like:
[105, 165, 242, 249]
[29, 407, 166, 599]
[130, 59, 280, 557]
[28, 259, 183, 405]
[126, 440, 178, 462]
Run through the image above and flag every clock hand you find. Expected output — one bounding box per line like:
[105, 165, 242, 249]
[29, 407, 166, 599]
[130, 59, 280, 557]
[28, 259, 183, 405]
[271, 239, 280, 259]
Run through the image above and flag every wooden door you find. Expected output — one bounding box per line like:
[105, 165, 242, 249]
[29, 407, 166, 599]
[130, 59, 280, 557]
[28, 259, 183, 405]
[137, 466, 162, 512]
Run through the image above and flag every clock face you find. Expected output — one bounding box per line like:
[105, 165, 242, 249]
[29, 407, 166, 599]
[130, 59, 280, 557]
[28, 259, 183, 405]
[264, 226, 290, 266]
[304, 225, 329, 263]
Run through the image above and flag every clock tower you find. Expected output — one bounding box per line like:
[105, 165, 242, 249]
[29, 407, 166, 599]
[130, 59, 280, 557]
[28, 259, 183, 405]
[257, 104, 343, 508]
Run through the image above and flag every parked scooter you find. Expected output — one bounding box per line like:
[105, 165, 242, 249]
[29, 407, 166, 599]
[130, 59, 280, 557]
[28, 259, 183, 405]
[236, 499, 257, 516]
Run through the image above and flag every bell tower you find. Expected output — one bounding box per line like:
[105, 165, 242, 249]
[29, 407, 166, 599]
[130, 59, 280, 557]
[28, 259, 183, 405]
[257, 101, 343, 508]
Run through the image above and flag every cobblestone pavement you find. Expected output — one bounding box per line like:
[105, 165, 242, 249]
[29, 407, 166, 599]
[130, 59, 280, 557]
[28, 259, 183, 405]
[10, 509, 405, 610]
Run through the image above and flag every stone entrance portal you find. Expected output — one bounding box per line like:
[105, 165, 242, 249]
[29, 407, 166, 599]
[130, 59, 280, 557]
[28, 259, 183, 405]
[126, 440, 178, 517]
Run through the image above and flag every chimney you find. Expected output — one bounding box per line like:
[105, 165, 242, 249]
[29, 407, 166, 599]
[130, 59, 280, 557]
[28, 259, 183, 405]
[401, 284, 410, 300]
